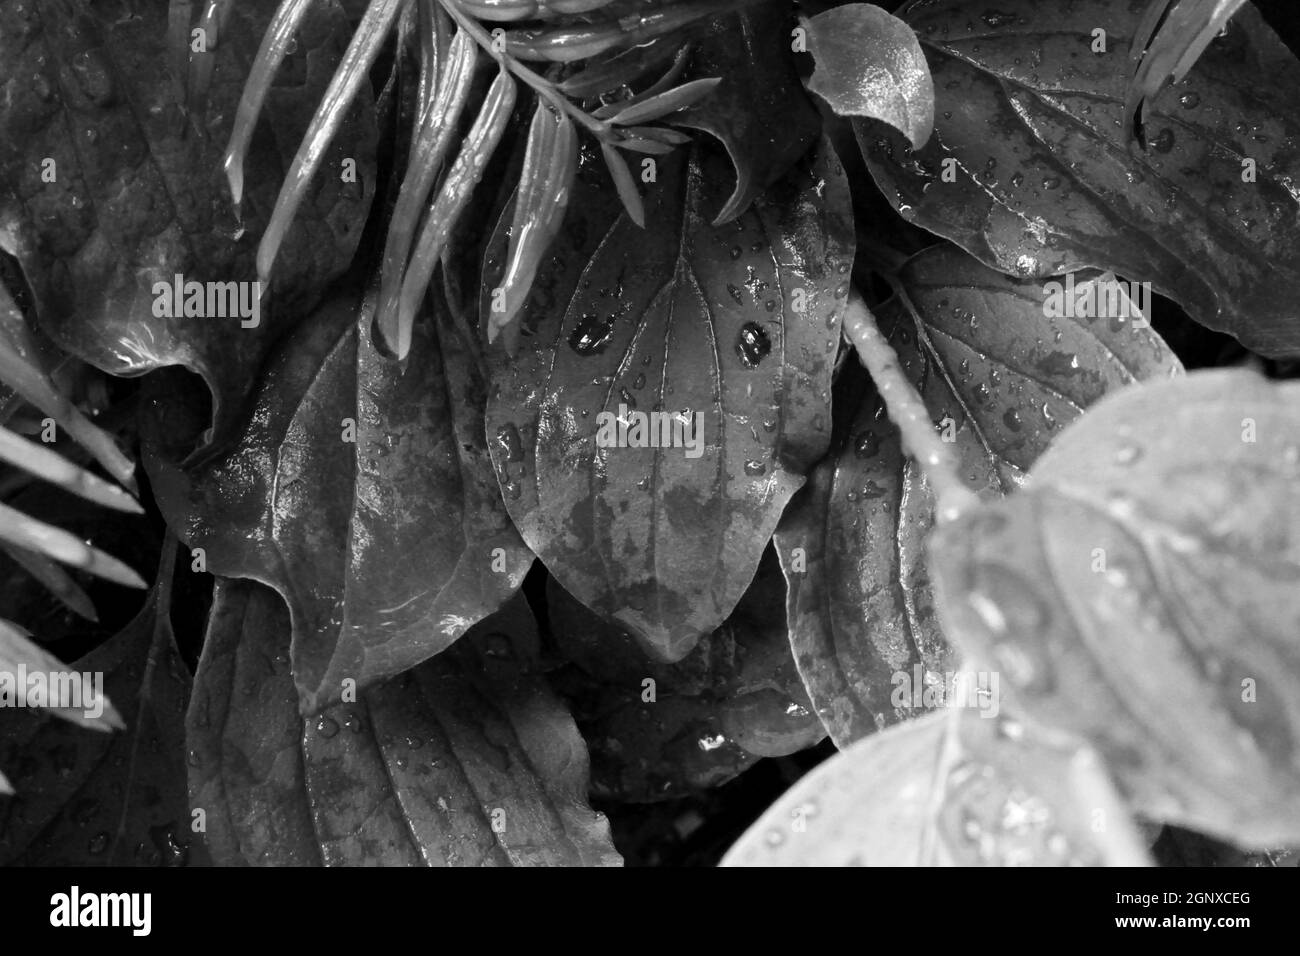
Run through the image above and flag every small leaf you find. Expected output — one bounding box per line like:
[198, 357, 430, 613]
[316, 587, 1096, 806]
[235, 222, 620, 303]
[930, 370, 1300, 847]
[606, 78, 722, 126]
[671, 2, 821, 223]
[599, 143, 645, 227]
[188, 578, 621, 866]
[557, 36, 688, 98]
[776, 246, 1180, 747]
[804, 4, 934, 148]
[723, 709, 1151, 866]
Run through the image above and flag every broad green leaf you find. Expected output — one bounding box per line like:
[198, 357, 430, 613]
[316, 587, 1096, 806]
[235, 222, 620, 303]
[723, 709, 1151, 866]
[0, 561, 209, 866]
[776, 246, 1180, 746]
[188, 579, 621, 866]
[548, 549, 823, 801]
[804, 3, 935, 148]
[931, 370, 1300, 847]
[671, 2, 822, 223]
[142, 288, 531, 715]
[0, 0, 377, 438]
[483, 140, 854, 663]
[861, 0, 1300, 357]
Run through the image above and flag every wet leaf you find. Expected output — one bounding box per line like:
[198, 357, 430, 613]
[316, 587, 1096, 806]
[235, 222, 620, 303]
[723, 709, 1151, 866]
[776, 246, 1180, 746]
[142, 288, 531, 715]
[0, 558, 209, 866]
[483, 140, 853, 662]
[1126, 0, 1249, 137]
[672, 2, 822, 223]
[930, 370, 1300, 847]
[548, 549, 823, 801]
[804, 3, 935, 148]
[861, 0, 1300, 357]
[488, 99, 579, 351]
[0, 0, 377, 439]
[188, 578, 621, 866]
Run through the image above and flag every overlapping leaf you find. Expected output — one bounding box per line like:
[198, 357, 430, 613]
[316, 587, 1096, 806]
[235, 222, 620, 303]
[804, 3, 935, 148]
[143, 288, 531, 715]
[931, 370, 1300, 847]
[861, 0, 1300, 356]
[775, 246, 1180, 746]
[723, 709, 1151, 866]
[0, 0, 377, 438]
[188, 578, 621, 866]
[548, 549, 823, 801]
[484, 140, 853, 662]
[671, 1, 822, 223]
[0, 562, 208, 866]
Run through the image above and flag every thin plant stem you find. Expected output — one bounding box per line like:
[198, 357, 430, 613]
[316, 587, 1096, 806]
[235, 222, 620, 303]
[842, 288, 979, 523]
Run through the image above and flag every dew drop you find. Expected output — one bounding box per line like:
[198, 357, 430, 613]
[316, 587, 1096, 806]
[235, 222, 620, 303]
[568, 313, 616, 355]
[743, 459, 766, 476]
[494, 423, 525, 463]
[736, 322, 772, 368]
[1115, 443, 1142, 465]
[316, 715, 340, 738]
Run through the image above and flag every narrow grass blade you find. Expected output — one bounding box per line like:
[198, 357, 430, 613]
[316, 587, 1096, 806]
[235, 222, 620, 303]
[0, 426, 143, 514]
[393, 68, 517, 359]
[600, 142, 644, 227]
[557, 36, 685, 98]
[0, 502, 146, 590]
[0, 287, 137, 493]
[376, 30, 478, 353]
[257, 0, 406, 286]
[507, 0, 746, 62]
[167, 0, 194, 110]
[0, 543, 98, 622]
[489, 102, 578, 351]
[222, 0, 317, 211]
[606, 77, 720, 125]
[457, 0, 539, 21]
